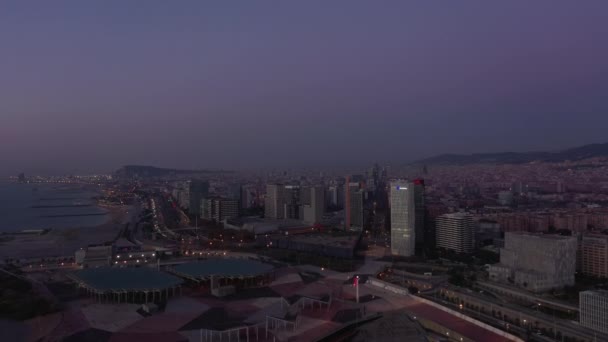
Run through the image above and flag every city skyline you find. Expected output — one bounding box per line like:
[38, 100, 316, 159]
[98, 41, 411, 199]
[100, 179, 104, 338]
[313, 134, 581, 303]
[2, 1, 608, 176]
[4, 149, 608, 341]
[4, 3, 608, 341]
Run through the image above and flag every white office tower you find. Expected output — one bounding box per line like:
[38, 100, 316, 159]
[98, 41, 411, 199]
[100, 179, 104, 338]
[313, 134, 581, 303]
[489, 232, 577, 292]
[390, 180, 416, 256]
[436, 213, 475, 253]
[580, 290, 608, 334]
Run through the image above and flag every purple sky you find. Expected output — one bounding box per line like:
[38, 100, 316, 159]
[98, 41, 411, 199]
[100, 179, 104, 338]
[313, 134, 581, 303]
[1, 1, 608, 175]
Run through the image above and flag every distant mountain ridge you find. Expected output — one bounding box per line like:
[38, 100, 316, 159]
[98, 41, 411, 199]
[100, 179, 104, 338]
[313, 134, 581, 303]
[114, 165, 231, 179]
[415, 143, 608, 165]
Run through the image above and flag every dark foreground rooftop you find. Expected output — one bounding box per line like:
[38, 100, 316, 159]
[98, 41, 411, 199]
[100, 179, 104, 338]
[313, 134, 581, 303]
[180, 307, 247, 331]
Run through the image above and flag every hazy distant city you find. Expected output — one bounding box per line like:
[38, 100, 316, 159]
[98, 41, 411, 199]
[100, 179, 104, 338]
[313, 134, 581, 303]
[3, 142, 608, 342]
[2, 2, 608, 342]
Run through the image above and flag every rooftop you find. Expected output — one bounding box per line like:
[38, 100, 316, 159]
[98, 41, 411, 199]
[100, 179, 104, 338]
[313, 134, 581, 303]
[172, 258, 274, 279]
[349, 311, 428, 342]
[179, 307, 247, 331]
[506, 231, 575, 240]
[581, 290, 608, 298]
[439, 212, 473, 218]
[70, 267, 183, 291]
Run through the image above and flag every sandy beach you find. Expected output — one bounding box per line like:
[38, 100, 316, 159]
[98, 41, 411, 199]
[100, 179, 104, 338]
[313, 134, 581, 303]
[0, 205, 131, 260]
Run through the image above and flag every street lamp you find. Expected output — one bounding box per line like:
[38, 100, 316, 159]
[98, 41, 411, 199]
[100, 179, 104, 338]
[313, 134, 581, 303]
[355, 276, 360, 303]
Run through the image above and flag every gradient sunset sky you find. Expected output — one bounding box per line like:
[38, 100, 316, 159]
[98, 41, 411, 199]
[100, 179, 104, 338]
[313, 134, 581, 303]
[1, 1, 607, 175]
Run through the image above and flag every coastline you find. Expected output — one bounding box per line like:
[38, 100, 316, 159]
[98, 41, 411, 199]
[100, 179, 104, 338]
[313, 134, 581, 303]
[0, 204, 131, 260]
[0, 181, 112, 234]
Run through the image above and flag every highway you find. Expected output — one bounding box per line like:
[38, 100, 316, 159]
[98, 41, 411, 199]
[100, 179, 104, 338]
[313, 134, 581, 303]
[436, 286, 608, 342]
[423, 294, 554, 342]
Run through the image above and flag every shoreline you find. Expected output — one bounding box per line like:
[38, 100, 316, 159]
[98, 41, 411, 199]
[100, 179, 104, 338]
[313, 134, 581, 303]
[0, 182, 112, 234]
[0, 204, 131, 260]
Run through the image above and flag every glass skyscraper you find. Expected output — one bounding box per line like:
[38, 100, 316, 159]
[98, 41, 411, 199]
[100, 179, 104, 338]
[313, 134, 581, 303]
[390, 179, 424, 256]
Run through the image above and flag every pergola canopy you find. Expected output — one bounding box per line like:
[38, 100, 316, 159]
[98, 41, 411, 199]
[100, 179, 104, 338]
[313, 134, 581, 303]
[70, 267, 182, 292]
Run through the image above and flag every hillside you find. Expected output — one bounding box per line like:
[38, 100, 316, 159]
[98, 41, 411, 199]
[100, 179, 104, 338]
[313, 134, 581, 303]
[415, 143, 608, 165]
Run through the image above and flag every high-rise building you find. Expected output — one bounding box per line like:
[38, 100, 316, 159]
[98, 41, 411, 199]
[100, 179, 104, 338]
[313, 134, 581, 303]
[172, 182, 190, 209]
[189, 180, 209, 216]
[302, 186, 325, 224]
[265, 184, 286, 219]
[201, 197, 239, 222]
[371, 163, 380, 185]
[390, 180, 416, 256]
[413, 179, 425, 251]
[580, 290, 608, 334]
[217, 198, 239, 222]
[201, 198, 215, 221]
[264, 184, 301, 219]
[345, 178, 363, 229]
[349, 190, 365, 230]
[178, 189, 190, 209]
[436, 212, 475, 253]
[300, 186, 312, 206]
[344, 176, 352, 229]
[579, 234, 608, 278]
[283, 185, 301, 219]
[310, 186, 325, 223]
[240, 185, 257, 210]
[326, 185, 342, 208]
[390, 180, 425, 256]
[489, 232, 577, 292]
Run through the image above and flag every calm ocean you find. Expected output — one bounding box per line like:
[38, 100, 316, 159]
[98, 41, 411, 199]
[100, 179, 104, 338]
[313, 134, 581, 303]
[0, 181, 109, 232]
